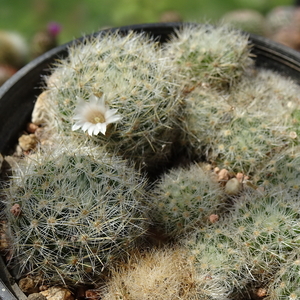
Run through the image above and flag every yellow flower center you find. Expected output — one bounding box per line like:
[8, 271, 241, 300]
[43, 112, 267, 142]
[87, 110, 105, 124]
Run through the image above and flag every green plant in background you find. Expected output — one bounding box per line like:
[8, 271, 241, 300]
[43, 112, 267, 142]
[0, 0, 292, 45]
[2, 141, 149, 284]
[221, 9, 267, 35]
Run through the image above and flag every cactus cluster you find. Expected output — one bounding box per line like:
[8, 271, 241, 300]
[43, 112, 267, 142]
[183, 185, 300, 299]
[2, 141, 149, 284]
[2, 23, 300, 296]
[226, 187, 300, 284]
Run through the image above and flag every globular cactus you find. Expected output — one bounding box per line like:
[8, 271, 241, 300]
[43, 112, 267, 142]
[102, 246, 228, 300]
[43, 30, 183, 174]
[206, 114, 293, 175]
[185, 224, 252, 300]
[2, 141, 149, 284]
[266, 251, 300, 300]
[228, 69, 300, 118]
[148, 162, 225, 238]
[226, 187, 300, 287]
[253, 146, 300, 194]
[181, 69, 300, 175]
[179, 85, 235, 160]
[163, 23, 253, 90]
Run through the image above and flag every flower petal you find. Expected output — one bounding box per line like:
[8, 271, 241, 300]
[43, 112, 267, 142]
[82, 122, 92, 132]
[72, 94, 119, 136]
[72, 123, 82, 131]
[107, 114, 122, 124]
[88, 125, 96, 136]
[93, 126, 101, 135]
[98, 123, 107, 135]
[105, 108, 118, 119]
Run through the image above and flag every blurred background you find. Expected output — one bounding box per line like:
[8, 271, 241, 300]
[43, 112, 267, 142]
[0, 0, 299, 85]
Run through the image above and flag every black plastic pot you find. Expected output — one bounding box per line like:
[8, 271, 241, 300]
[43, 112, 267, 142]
[1, 22, 300, 299]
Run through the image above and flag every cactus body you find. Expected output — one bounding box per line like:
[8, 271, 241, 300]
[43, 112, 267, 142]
[3, 142, 149, 284]
[149, 163, 224, 237]
[267, 252, 300, 300]
[102, 246, 228, 300]
[164, 24, 253, 90]
[45, 31, 182, 173]
[227, 187, 300, 286]
[186, 225, 251, 299]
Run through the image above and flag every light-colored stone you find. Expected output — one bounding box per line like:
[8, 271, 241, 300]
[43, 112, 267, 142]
[31, 91, 52, 126]
[85, 289, 101, 299]
[10, 203, 22, 217]
[208, 214, 219, 224]
[40, 286, 74, 300]
[18, 134, 39, 151]
[19, 277, 39, 294]
[224, 178, 242, 195]
[26, 122, 39, 133]
[28, 293, 47, 300]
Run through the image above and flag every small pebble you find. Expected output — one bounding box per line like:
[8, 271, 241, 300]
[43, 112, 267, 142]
[19, 277, 39, 294]
[225, 178, 242, 195]
[85, 289, 102, 299]
[40, 286, 74, 300]
[216, 168, 230, 183]
[28, 293, 47, 300]
[18, 134, 39, 151]
[31, 91, 52, 126]
[26, 122, 39, 133]
[256, 287, 267, 298]
[10, 203, 22, 217]
[208, 214, 219, 223]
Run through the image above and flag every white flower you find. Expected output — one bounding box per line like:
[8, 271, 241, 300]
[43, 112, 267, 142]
[72, 95, 121, 136]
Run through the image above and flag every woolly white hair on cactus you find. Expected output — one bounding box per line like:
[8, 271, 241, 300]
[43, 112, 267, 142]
[72, 95, 121, 136]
